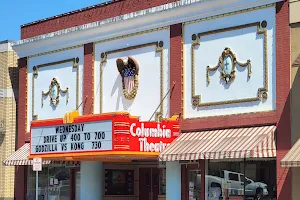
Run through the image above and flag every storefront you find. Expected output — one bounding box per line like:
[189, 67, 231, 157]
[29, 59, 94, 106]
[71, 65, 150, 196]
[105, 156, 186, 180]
[159, 126, 277, 200]
[5, 112, 179, 200]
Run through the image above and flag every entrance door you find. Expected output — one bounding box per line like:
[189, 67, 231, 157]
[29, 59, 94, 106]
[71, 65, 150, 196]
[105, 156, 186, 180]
[188, 169, 202, 200]
[139, 168, 159, 200]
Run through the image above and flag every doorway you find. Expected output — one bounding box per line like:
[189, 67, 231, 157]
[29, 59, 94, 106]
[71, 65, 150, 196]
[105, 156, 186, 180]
[139, 168, 159, 200]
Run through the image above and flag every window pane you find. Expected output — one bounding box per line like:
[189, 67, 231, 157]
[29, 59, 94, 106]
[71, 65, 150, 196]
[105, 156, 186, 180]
[240, 175, 245, 182]
[208, 160, 277, 200]
[26, 166, 71, 200]
[229, 173, 239, 181]
[26, 166, 48, 200]
[50, 167, 70, 200]
[105, 169, 134, 195]
[245, 160, 277, 199]
[75, 171, 80, 200]
[188, 170, 202, 200]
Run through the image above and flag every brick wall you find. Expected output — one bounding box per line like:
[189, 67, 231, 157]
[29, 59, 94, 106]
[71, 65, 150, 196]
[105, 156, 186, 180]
[17, 58, 27, 148]
[83, 43, 94, 115]
[15, 57, 27, 200]
[170, 24, 182, 117]
[275, 1, 291, 200]
[0, 49, 18, 200]
[21, 0, 179, 39]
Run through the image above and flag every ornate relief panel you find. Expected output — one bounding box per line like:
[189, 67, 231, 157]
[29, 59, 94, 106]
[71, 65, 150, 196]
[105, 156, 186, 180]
[206, 47, 252, 85]
[41, 78, 69, 107]
[94, 27, 170, 121]
[190, 21, 268, 107]
[182, 5, 276, 118]
[32, 57, 80, 120]
[99, 41, 165, 121]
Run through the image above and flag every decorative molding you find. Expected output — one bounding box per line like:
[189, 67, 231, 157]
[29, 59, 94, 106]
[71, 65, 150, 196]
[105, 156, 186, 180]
[13, 2, 277, 58]
[14, 2, 278, 47]
[184, 4, 274, 26]
[15, 0, 207, 46]
[32, 57, 79, 120]
[0, 41, 14, 52]
[41, 78, 69, 107]
[99, 41, 164, 121]
[28, 45, 83, 58]
[190, 21, 268, 107]
[206, 47, 252, 84]
[26, 27, 168, 59]
[95, 27, 169, 45]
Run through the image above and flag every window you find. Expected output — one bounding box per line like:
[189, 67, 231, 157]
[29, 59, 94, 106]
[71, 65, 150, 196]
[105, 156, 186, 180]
[229, 173, 239, 181]
[26, 166, 71, 200]
[75, 171, 80, 200]
[105, 169, 134, 195]
[188, 170, 202, 200]
[208, 160, 277, 200]
[240, 175, 245, 182]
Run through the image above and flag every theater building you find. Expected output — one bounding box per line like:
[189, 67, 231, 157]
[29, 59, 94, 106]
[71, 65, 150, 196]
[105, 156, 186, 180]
[4, 0, 291, 200]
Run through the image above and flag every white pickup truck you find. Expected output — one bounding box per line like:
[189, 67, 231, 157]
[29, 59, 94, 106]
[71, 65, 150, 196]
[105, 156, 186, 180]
[198, 170, 268, 200]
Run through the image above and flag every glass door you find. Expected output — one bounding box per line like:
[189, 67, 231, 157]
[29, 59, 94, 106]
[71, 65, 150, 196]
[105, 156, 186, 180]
[75, 170, 80, 200]
[188, 170, 202, 200]
[139, 168, 159, 200]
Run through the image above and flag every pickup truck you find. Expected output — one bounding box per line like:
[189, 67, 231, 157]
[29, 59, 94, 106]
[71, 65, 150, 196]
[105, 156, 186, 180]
[197, 170, 268, 200]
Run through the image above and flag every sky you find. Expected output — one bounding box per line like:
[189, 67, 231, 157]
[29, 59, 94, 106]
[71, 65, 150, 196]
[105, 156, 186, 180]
[0, 0, 109, 41]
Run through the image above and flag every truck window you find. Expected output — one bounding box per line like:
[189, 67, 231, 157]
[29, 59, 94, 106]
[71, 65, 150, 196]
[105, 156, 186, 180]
[229, 173, 239, 181]
[240, 175, 245, 182]
[220, 171, 224, 178]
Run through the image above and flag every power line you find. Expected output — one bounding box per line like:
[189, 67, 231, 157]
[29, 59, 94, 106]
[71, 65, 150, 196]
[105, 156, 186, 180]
[149, 81, 176, 121]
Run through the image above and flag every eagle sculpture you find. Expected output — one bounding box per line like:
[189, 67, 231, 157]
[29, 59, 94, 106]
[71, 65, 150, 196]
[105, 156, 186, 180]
[116, 56, 139, 100]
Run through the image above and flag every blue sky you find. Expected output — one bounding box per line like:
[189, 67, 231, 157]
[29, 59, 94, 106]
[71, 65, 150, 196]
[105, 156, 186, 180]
[1, 0, 109, 41]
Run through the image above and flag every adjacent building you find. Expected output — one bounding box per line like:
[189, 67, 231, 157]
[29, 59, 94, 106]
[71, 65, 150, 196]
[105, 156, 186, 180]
[0, 40, 18, 200]
[280, 1, 300, 200]
[3, 0, 291, 200]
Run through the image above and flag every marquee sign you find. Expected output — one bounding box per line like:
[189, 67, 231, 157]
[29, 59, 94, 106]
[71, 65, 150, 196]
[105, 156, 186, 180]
[30, 112, 180, 160]
[31, 120, 113, 154]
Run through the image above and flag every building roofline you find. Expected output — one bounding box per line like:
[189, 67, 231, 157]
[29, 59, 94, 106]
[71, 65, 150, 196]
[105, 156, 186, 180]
[21, 0, 122, 28]
[0, 40, 15, 44]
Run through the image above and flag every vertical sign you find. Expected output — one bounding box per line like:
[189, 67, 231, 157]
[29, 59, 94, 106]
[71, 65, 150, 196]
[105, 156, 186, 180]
[33, 157, 42, 171]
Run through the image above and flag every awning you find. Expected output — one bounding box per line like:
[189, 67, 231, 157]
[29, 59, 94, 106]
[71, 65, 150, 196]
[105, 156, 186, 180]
[3, 143, 79, 166]
[281, 139, 300, 167]
[292, 54, 300, 67]
[159, 125, 276, 161]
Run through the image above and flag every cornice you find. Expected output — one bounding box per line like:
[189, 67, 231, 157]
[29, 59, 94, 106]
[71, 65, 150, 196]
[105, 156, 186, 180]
[0, 41, 14, 53]
[13, 0, 282, 58]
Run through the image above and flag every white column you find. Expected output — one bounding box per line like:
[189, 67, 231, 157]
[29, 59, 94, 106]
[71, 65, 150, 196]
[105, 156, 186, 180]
[80, 161, 103, 200]
[166, 161, 181, 200]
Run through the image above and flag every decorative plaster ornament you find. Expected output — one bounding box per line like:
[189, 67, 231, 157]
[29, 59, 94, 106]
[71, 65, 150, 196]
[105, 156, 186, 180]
[207, 47, 252, 85]
[116, 56, 139, 100]
[42, 78, 69, 107]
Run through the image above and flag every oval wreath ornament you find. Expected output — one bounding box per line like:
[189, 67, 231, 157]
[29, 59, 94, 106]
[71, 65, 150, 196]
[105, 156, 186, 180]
[116, 56, 139, 100]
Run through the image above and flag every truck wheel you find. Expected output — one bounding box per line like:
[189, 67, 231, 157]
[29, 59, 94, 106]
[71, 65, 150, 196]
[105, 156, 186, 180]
[255, 188, 263, 200]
